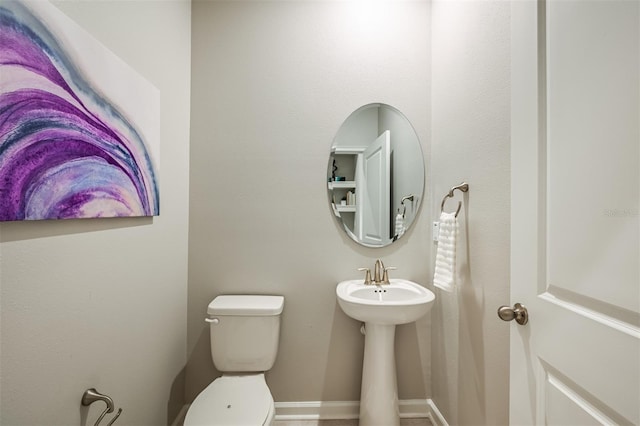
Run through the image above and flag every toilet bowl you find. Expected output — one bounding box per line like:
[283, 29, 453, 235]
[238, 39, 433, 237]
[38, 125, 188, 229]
[183, 295, 284, 426]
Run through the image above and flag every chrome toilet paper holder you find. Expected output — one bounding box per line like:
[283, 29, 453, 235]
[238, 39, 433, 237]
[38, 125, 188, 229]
[81, 388, 122, 426]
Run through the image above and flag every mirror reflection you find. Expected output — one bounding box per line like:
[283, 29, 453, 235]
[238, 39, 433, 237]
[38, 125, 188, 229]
[327, 103, 425, 247]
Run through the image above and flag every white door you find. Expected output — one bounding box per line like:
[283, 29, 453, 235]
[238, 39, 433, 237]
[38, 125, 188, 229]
[510, 0, 639, 424]
[361, 130, 391, 246]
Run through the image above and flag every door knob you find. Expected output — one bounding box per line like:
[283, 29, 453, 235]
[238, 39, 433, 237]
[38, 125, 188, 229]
[497, 303, 528, 325]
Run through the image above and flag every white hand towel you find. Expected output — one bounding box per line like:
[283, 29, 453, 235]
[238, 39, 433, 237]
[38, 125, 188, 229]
[433, 211, 458, 292]
[395, 212, 406, 238]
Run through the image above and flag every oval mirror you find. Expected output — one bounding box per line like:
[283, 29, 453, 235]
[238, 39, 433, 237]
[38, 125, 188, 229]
[327, 103, 425, 247]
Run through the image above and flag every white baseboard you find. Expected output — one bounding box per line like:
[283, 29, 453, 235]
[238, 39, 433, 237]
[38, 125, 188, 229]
[274, 398, 448, 425]
[426, 399, 449, 426]
[175, 399, 449, 425]
[274, 400, 359, 420]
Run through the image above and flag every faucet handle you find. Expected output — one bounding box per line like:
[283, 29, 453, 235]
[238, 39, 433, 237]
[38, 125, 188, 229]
[382, 266, 397, 284]
[358, 268, 372, 285]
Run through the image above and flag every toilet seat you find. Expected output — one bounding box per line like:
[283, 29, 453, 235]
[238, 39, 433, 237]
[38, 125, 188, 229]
[184, 374, 274, 426]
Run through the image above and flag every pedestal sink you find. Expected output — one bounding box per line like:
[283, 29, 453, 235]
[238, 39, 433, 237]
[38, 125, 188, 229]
[336, 279, 435, 426]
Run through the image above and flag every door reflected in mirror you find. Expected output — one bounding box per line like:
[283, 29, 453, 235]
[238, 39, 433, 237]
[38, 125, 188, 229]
[327, 103, 425, 247]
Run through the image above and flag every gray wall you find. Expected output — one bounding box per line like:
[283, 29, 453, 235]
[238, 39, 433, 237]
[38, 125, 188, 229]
[0, 2, 191, 425]
[430, 1, 511, 425]
[0, 2, 515, 424]
[187, 0, 432, 403]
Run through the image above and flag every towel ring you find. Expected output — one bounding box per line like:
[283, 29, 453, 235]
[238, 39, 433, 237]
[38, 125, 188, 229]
[440, 182, 469, 217]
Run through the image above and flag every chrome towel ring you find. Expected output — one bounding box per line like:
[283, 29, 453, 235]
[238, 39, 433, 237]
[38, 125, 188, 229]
[440, 182, 469, 217]
[400, 194, 415, 217]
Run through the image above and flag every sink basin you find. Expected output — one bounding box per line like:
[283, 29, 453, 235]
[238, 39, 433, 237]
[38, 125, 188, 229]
[336, 279, 435, 325]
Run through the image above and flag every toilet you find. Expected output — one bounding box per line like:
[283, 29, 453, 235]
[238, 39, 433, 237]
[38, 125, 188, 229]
[184, 295, 284, 426]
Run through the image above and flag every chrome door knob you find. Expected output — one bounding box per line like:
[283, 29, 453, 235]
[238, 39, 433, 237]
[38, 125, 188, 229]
[498, 302, 528, 325]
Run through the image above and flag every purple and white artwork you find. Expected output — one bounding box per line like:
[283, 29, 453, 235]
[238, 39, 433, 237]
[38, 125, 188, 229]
[0, 1, 160, 221]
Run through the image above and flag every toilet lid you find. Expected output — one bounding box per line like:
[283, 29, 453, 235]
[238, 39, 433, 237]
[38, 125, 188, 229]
[184, 375, 273, 426]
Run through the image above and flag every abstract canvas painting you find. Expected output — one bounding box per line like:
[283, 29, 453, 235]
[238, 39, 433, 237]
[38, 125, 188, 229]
[0, 1, 160, 221]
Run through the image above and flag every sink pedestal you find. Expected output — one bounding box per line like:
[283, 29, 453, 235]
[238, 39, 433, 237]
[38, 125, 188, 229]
[360, 323, 399, 426]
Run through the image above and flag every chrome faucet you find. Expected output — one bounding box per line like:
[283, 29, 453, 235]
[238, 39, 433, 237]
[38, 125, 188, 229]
[358, 259, 395, 285]
[373, 259, 385, 284]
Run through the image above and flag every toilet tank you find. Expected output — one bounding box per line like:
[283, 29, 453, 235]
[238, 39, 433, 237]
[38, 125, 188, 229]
[207, 295, 284, 372]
